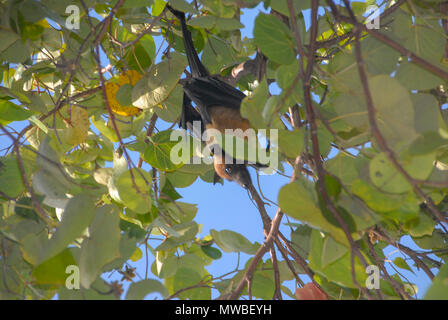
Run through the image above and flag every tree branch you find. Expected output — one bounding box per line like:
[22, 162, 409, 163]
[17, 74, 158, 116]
[337, 0, 448, 231]
[225, 208, 284, 300]
[292, 0, 375, 299]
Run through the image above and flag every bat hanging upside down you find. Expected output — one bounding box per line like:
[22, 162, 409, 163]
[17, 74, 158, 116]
[166, 5, 266, 189]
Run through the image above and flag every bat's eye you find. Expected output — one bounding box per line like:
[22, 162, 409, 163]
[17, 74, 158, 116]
[225, 166, 232, 174]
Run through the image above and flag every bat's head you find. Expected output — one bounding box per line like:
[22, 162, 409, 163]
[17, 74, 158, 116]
[213, 157, 252, 189]
[223, 163, 252, 189]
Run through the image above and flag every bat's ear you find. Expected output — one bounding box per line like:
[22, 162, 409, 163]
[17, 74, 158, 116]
[248, 162, 269, 170]
[213, 172, 222, 185]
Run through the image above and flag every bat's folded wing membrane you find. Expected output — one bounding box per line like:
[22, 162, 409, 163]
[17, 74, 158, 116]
[183, 76, 246, 124]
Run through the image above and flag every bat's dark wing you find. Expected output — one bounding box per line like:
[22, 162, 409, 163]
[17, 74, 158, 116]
[166, 5, 209, 78]
[179, 92, 204, 138]
[183, 76, 246, 124]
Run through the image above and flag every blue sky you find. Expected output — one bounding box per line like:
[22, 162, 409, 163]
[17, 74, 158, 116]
[113, 2, 436, 299]
[0, 1, 439, 299]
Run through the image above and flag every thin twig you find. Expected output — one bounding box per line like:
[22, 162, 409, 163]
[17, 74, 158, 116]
[225, 209, 284, 300]
[365, 235, 412, 300]
[270, 246, 282, 300]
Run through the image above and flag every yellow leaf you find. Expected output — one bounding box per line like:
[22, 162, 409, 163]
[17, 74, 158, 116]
[118, 70, 142, 86]
[130, 247, 143, 262]
[105, 70, 142, 116]
[65, 107, 89, 145]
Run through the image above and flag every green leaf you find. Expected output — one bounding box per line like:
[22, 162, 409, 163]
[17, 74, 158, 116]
[387, 9, 411, 43]
[139, 34, 156, 61]
[0, 30, 30, 63]
[424, 263, 448, 299]
[308, 230, 367, 288]
[215, 18, 244, 31]
[161, 201, 198, 223]
[327, 50, 360, 93]
[411, 94, 439, 135]
[58, 277, 116, 300]
[120, 211, 144, 229]
[155, 84, 183, 123]
[253, 14, 295, 65]
[32, 249, 76, 285]
[107, 150, 129, 203]
[126, 279, 168, 299]
[188, 15, 217, 28]
[321, 236, 348, 268]
[115, 83, 133, 106]
[153, 0, 167, 15]
[325, 153, 365, 187]
[0, 99, 34, 125]
[21, 227, 47, 265]
[171, 267, 210, 299]
[240, 80, 268, 129]
[250, 271, 275, 300]
[404, 21, 445, 62]
[154, 254, 178, 279]
[408, 132, 447, 155]
[103, 233, 138, 272]
[19, 17, 45, 41]
[393, 257, 414, 274]
[122, 0, 154, 8]
[278, 179, 347, 244]
[166, 170, 198, 188]
[210, 229, 259, 254]
[116, 168, 152, 214]
[332, 90, 366, 129]
[32, 168, 72, 205]
[352, 179, 402, 213]
[370, 151, 435, 194]
[405, 213, 435, 238]
[132, 52, 186, 108]
[275, 61, 302, 103]
[368, 75, 416, 146]
[110, 112, 146, 140]
[0, 31, 21, 54]
[202, 0, 235, 17]
[333, 75, 417, 147]
[201, 245, 222, 260]
[316, 125, 333, 157]
[154, 221, 199, 251]
[270, 0, 309, 16]
[125, 42, 153, 70]
[278, 128, 304, 158]
[15, 197, 40, 223]
[262, 95, 280, 123]
[201, 37, 234, 73]
[0, 156, 27, 198]
[413, 230, 447, 250]
[361, 37, 399, 75]
[369, 152, 410, 194]
[91, 115, 119, 142]
[281, 285, 296, 300]
[169, 0, 195, 13]
[130, 247, 143, 262]
[396, 62, 444, 90]
[39, 194, 96, 263]
[324, 174, 341, 201]
[291, 224, 312, 258]
[79, 205, 121, 288]
[144, 130, 185, 171]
